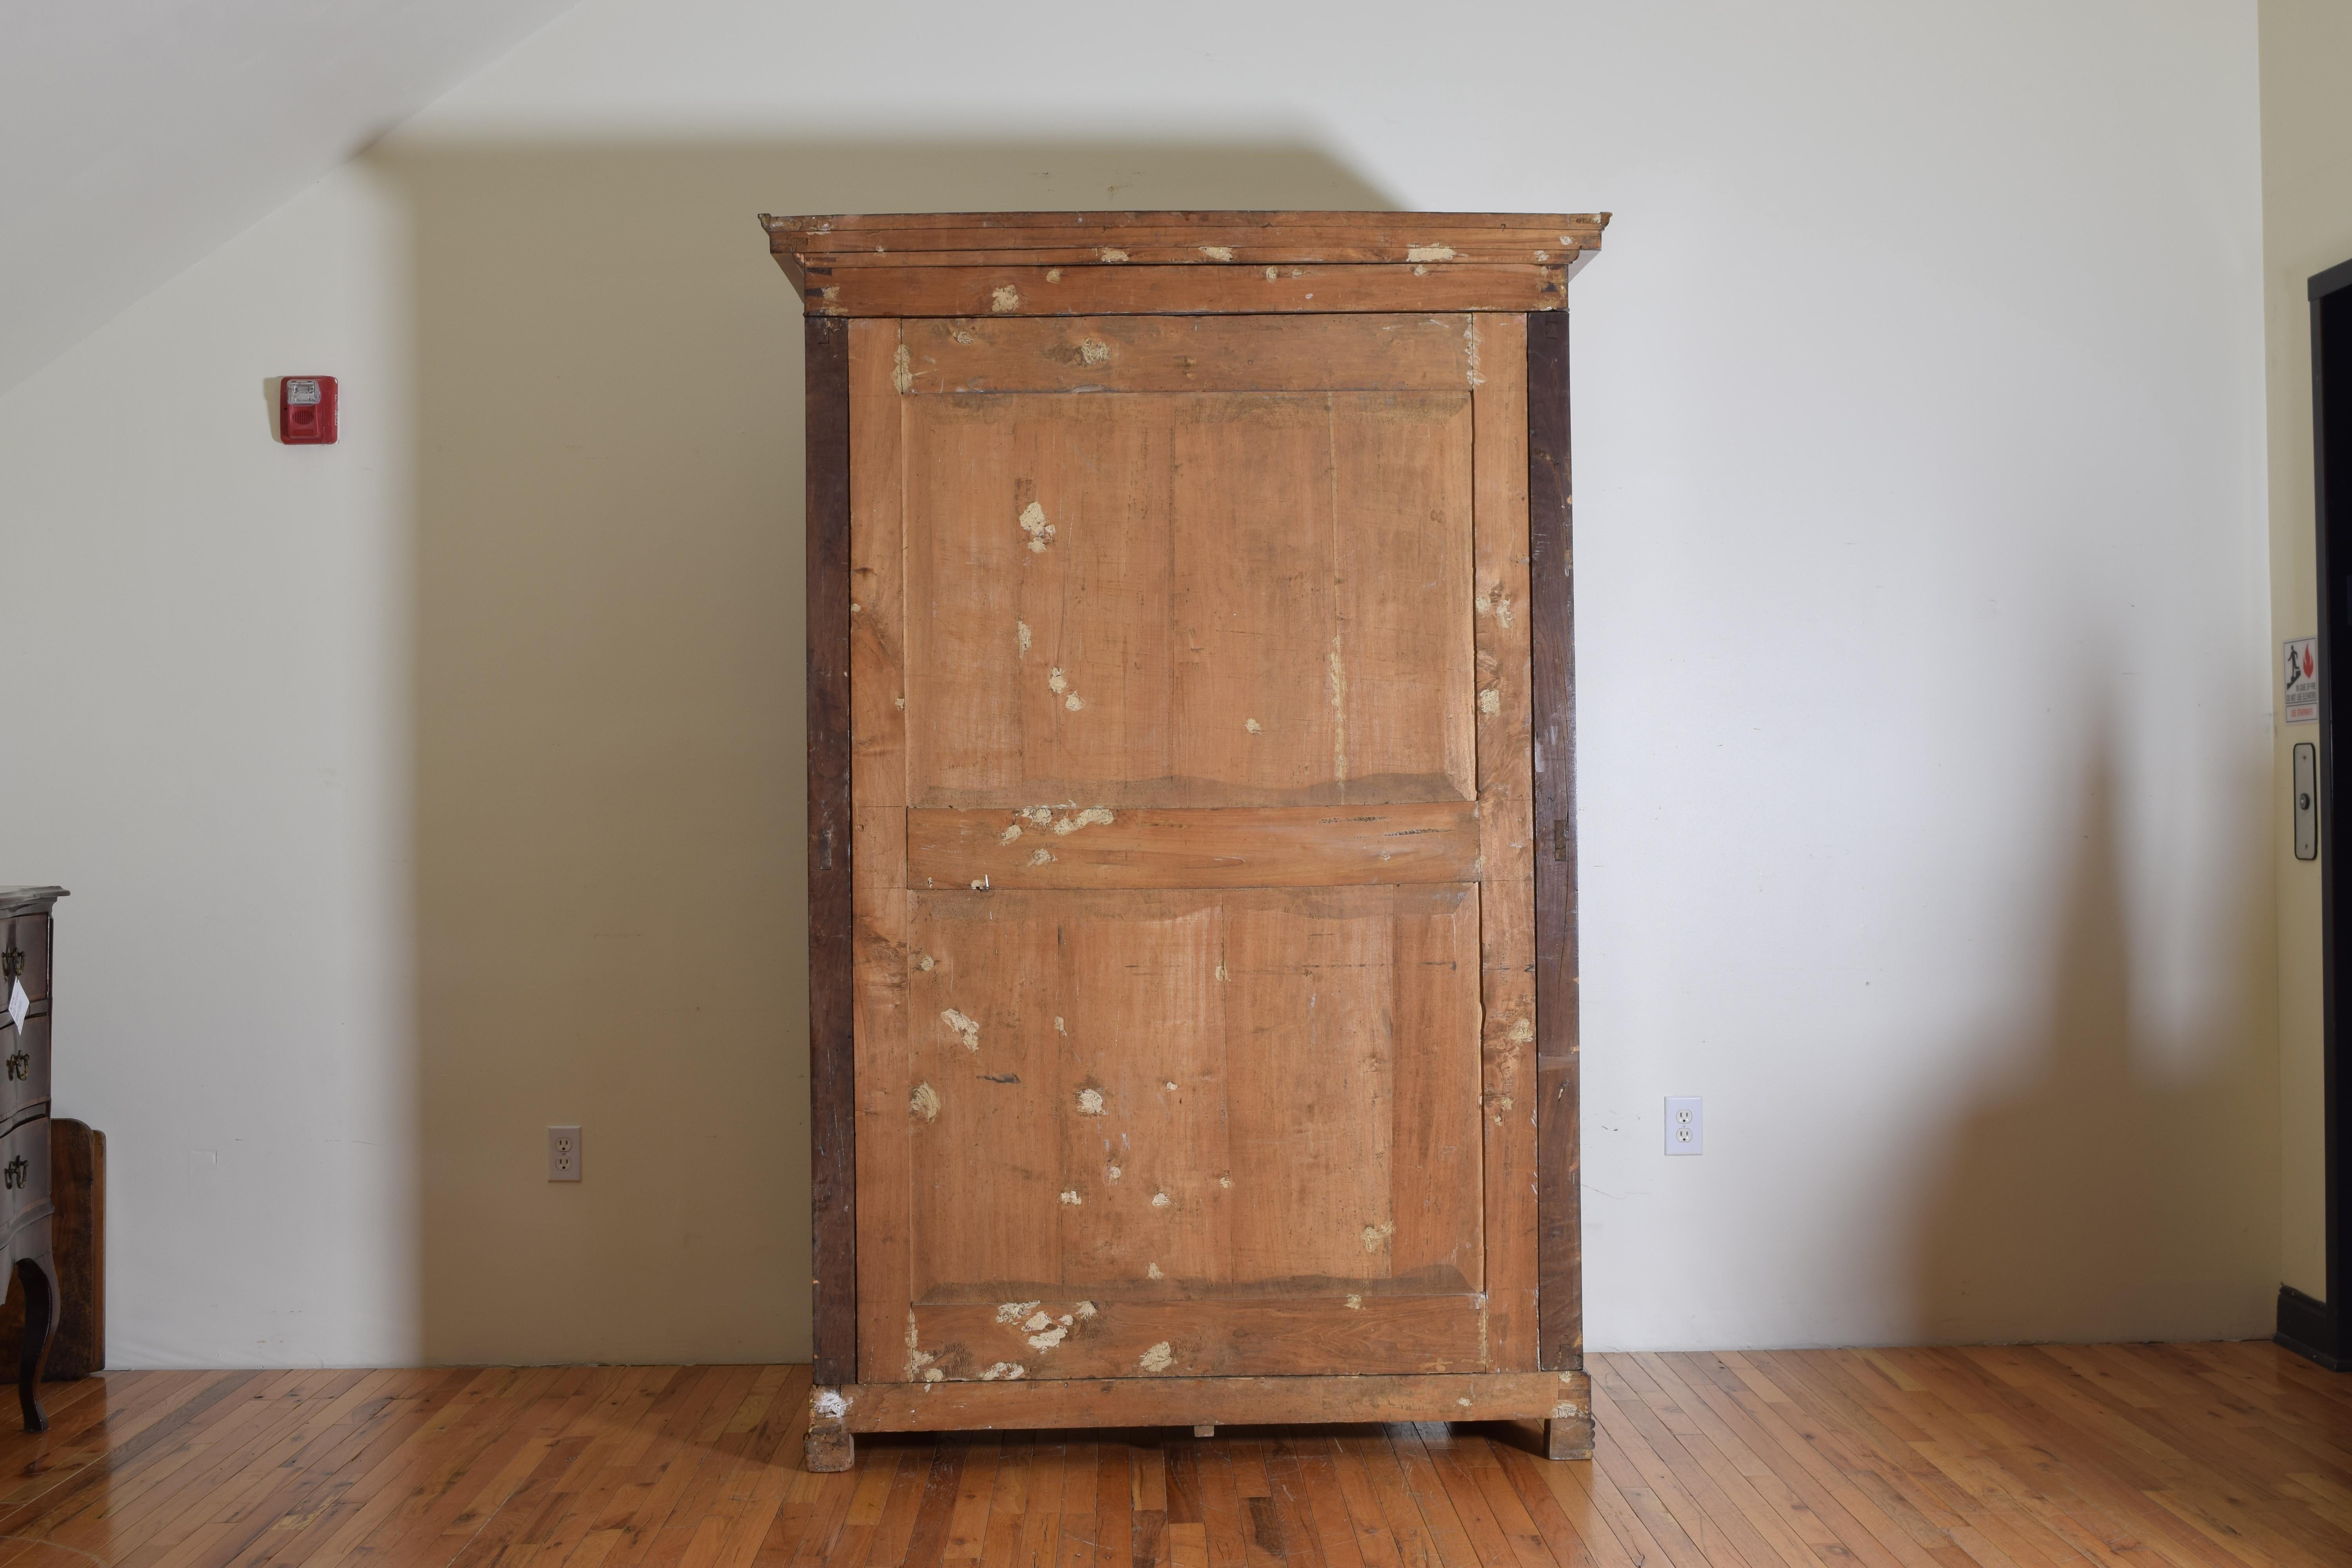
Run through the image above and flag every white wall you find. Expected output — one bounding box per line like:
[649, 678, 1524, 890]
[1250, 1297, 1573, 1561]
[0, 0, 2276, 1365]
[2261, 0, 2352, 1307]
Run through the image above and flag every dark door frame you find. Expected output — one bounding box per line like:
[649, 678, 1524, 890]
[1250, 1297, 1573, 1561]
[2280, 254, 2352, 1370]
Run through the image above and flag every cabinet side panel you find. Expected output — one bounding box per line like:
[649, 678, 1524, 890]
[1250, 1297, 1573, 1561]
[807, 316, 858, 1382]
[1471, 313, 1537, 1370]
[1527, 312, 1581, 1370]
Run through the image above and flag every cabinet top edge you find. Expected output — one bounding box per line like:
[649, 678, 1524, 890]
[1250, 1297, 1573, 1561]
[759, 209, 1610, 256]
[0, 887, 67, 916]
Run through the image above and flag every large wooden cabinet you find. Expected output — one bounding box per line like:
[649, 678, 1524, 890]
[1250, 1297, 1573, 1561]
[768, 212, 1604, 1470]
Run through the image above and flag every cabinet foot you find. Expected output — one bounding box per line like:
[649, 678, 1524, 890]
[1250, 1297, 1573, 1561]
[806, 1426, 854, 1472]
[16, 1254, 57, 1433]
[1544, 1412, 1593, 1461]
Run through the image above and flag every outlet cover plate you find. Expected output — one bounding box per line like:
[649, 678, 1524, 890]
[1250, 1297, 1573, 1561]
[548, 1125, 582, 1181]
[1665, 1096, 1702, 1156]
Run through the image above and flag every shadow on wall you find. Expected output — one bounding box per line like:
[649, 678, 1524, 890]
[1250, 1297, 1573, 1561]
[1909, 726, 2276, 1344]
[361, 140, 1394, 1365]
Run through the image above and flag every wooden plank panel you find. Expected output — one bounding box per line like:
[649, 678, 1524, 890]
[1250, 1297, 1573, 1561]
[1331, 392, 1478, 804]
[902, 893, 1067, 1307]
[806, 314, 857, 1386]
[1527, 310, 1582, 1374]
[907, 388, 1474, 809]
[896, 315, 1480, 395]
[1470, 313, 1539, 1373]
[804, 264, 1567, 319]
[820, 1372, 1588, 1434]
[805, 238, 1583, 269]
[1223, 887, 1480, 1298]
[848, 320, 907, 807]
[904, 804, 1481, 891]
[854, 808, 913, 1384]
[897, 888, 1479, 1307]
[907, 1296, 1485, 1381]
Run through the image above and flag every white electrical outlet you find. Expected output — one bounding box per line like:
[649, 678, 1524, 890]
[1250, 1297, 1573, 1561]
[548, 1125, 582, 1181]
[1664, 1097, 1702, 1155]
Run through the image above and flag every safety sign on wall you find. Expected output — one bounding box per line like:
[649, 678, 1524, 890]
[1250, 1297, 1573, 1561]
[2287, 637, 2319, 724]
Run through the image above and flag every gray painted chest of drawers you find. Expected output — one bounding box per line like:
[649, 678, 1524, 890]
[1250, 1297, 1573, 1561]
[0, 886, 63, 1430]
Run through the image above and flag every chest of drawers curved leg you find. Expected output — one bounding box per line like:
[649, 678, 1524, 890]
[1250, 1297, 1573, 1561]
[1, 886, 67, 1433]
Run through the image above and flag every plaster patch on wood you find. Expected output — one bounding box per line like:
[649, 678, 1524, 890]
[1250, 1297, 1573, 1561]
[1017, 620, 1032, 653]
[1264, 266, 1279, 281]
[1214, 965, 1228, 982]
[991, 284, 1022, 313]
[1328, 639, 1349, 787]
[1019, 502, 1054, 552]
[969, 876, 990, 891]
[1052, 806, 1114, 835]
[895, 695, 906, 709]
[1463, 318, 1484, 386]
[1028, 848, 1055, 866]
[909, 1082, 940, 1121]
[1243, 718, 1261, 734]
[979, 1361, 1026, 1380]
[941, 1009, 981, 1052]
[998, 823, 1023, 845]
[996, 1300, 1042, 1324]
[949, 325, 977, 345]
[1026, 1323, 1069, 1352]
[820, 286, 841, 301]
[1023, 805, 1057, 826]
[1508, 1017, 1535, 1044]
[1099, 248, 1129, 263]
[1107, 1163, 1122, 1181]
[1407, 243, 1459, 262]
[1479, 689, 1501, 715]
[915, 953, 936, 972]
[1361, 1220, 1396, 1253]
[814, 1388, 851, 1418]
[850, 601, 862, 615]
[1199, 245, 1234, 261]
[1054, 1015, 1067, 1034]
[1075, 1300, 1097, 1318]
[1151, 1192, 1172, 1209]
[1046, 268, 1063, 281]
[1077, 338, 1111, 366]
[1147, 1262, 1164, 1279]
[891, 343, 914, 394]
[906, 1312, 937, 1380]
[1138, 1341, 1174, 1372]
[1218, 1173, 1232, 1188]
[1076, 1087, 1106, 1116]
[1060, 1189, 1083, 1205]
[1345, 1294, 1363, 1310]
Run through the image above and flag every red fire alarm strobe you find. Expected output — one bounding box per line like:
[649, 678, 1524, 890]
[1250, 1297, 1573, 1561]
[279, 376, 338, 444]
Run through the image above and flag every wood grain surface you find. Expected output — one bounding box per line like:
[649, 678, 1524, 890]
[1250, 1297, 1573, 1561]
[806, 314, 858, 1385]
[804, 263, 1566, 318]
[1, 1343, 2342, 1565]
[904, 803, 1481, 890]
[1526, 313, 1582, 1380]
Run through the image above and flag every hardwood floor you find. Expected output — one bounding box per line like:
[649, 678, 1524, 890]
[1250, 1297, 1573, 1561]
[0, 1344, 2344, 1567]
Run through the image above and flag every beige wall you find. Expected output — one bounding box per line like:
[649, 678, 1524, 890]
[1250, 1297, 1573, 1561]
[2262, 0, 2352, 1302]
[0, 0, 2283, 1365]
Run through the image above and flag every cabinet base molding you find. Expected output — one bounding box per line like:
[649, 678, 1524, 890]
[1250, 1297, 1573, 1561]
[804, 1368, 1591, 1471]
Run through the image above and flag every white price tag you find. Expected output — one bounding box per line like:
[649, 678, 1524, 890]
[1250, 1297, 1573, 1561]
[6, 979, 24, 1033]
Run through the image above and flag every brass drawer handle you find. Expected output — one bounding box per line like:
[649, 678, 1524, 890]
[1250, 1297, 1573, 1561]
[4, 1050, 25, 1082]
[2, 1156, 25, 1190]
[0, 949, 20, 980]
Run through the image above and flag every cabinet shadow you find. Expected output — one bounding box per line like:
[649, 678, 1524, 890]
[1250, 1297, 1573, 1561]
[363, 138, 1394, 1368]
